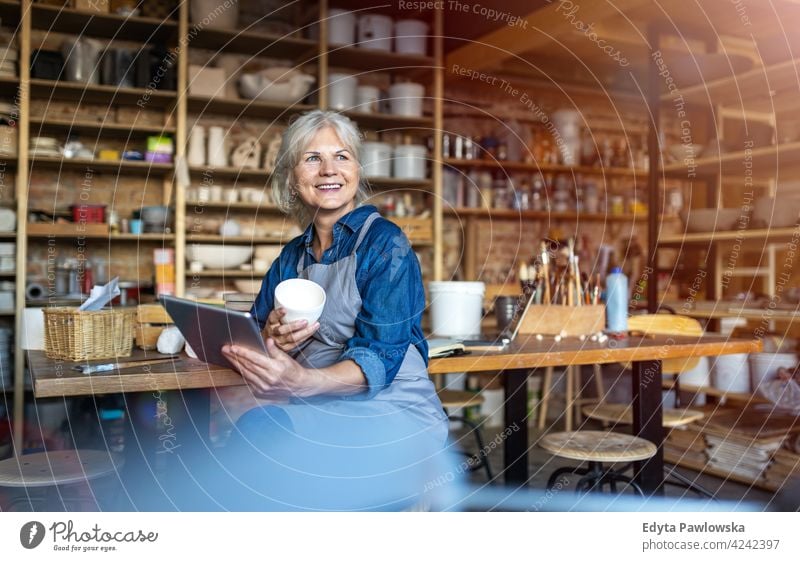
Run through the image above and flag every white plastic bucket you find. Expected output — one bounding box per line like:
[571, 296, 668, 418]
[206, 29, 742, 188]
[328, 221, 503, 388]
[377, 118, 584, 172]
[361, 141, 392, 178]
[328, 9, 357, 45]
[395, 19, 428, 55]
[710, 353, 751, 394]
[327, 72, 357, 110]
[429, 281, 485, 338]
[679, 356, 710, 406]
[749, 352, 798, 392]
[358, 13, 393, 51]
[388, 82, 424, 117]
[393, 144, 427, 179]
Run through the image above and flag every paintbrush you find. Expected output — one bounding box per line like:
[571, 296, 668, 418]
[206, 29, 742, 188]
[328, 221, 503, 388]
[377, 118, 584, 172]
[72, 355, 179, 375]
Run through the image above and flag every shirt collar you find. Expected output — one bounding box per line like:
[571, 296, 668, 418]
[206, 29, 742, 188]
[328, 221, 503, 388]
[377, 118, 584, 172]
[301, 205, 378, 248]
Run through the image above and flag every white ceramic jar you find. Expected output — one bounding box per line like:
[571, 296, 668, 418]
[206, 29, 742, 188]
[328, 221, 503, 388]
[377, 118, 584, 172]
[327, 8, 357, 45]
[393, 144, 427, 179]
[394, 19, 428, 55]
[356, 85, 380, 113]
[388, 82, 424, 117]
[361, 142, 393, 177]
[357, 13, 393, 51]
[327, 72, 357, 110]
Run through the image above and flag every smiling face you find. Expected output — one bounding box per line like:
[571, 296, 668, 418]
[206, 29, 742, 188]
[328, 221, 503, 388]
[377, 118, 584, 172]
[292, 126, 360, 223]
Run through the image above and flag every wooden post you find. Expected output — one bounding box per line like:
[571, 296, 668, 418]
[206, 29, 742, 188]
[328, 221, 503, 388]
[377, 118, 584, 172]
[432, 8, 444, 281]
[174, 0, 189, 297]
[646, 25, 661, 314]
[13, 0, 32, 456]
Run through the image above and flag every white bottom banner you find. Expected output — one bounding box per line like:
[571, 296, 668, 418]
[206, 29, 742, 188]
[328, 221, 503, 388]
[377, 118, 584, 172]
[0, 512, 796, 559]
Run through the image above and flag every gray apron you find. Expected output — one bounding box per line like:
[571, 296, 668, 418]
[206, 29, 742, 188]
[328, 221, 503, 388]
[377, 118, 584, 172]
[280, 212, 448, 444]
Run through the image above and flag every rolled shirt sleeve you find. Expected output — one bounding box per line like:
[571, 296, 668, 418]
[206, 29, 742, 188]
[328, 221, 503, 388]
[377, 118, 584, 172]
[341, 222, 426, 399]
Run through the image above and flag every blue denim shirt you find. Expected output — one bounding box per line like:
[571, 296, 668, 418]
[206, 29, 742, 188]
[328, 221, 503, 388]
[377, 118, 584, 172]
[250, 205, 429, 396]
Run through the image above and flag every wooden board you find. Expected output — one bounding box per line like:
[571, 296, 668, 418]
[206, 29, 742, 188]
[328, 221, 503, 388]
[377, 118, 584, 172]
[518, 305, 605, 336]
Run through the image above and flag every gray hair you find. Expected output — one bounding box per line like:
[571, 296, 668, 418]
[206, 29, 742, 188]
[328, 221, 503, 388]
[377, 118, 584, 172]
[271, 110, 371, 226]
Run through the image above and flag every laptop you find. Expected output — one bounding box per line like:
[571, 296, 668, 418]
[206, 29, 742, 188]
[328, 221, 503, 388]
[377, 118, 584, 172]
[160, 295, 268, 369]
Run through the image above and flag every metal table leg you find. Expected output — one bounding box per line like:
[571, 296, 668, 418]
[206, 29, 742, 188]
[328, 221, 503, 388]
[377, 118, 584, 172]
[503, 368, 530, 484]
[631, 359, 664, 495]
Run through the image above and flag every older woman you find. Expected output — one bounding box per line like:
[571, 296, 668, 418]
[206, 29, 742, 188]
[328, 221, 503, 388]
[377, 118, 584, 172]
[217, 111, 449, 509]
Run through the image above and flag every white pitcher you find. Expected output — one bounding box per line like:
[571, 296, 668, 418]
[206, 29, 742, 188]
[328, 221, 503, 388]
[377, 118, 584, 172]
[207, 126, 227, 168]
[188, 126, 206, 166]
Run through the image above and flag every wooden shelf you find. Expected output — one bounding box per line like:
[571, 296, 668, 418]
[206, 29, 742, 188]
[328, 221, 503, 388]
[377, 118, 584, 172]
[343, 110, 433, 131]
[328, 46, 435, 76]
[444, 157, 644, 177]
[189, 165, 271, 181]
[657, 227, 799, 246]
[29, 156, 173, 175]
[662, 141, 800, 180]
[28, 78, 176, 107]
[0, 309, 14, 316]
[28, 231, 174, 241]
[29, 3, 179, 42]
[0, 156, 16, 169]
[659, 300, 800, 323]
[185, 269, 266, 278]
[366, 177, 432, 190]
[0, 233, 14, 239]
[187, 95, 314, 120]
[186, 200, 279, 211]
[669, 383, 769, 404]
[188, 26, 316, 59]
[30, 117, 175, 137]
[187, 234, 289, 244]
[445, 207, 656, 222]
[664, 58, 800, 108]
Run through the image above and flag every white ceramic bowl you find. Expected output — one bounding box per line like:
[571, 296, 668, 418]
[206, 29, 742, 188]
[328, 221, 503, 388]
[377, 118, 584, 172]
[238, 68, 315, 103]
[233, 279, 262, 294]
[274, 278, 326, 325]
[186, 244, 253, 270]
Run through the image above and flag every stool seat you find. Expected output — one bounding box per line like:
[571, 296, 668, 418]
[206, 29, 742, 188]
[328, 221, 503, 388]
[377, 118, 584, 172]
[540, 431, 658, 462]
[581, 403, 704, 428]
[437, 389, 484, 409]
[0, 450, 124, 488]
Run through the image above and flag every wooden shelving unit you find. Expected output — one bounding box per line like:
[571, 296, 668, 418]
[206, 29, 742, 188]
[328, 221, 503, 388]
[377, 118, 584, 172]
[28, 78, 176, 107]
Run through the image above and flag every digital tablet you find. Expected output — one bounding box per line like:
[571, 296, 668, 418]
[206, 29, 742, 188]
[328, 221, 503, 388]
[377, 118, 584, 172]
[160, 295, 268, 369]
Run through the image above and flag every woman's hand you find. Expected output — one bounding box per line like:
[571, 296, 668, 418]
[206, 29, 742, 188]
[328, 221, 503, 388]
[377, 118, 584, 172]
[222, 339, 318, 399]
[266, 307, 320, 352]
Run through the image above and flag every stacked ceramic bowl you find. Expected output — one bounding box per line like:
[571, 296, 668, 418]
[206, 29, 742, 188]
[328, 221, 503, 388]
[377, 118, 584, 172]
[29, 137, 62, 158]
[0, 45, 17, 78]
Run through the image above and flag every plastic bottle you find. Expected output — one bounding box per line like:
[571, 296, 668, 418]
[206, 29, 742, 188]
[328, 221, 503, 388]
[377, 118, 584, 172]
[605, 266, 628, 334]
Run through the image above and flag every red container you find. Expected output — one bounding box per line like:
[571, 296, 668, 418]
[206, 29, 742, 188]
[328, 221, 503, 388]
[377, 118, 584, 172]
[70, 204, 106, 224]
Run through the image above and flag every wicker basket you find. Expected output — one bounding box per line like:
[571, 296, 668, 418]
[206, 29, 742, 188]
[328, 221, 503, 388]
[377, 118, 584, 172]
[43, 307, 135, 361]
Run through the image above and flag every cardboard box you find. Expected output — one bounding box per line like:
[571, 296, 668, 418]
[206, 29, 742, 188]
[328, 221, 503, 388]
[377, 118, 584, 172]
[188, 65, 226, 99]
[518, 304, 606, 337]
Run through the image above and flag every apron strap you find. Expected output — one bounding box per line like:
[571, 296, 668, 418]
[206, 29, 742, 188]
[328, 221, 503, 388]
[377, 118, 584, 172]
[353, 212, 381, 252]
[296, 211, 382, 275]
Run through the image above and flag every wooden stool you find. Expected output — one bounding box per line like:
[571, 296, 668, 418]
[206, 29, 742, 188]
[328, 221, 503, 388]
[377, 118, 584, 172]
[539, 431, 657, 496]
[0, 450, 124, 511]
[438, 390, 494, 482]
[581, 403, 714, 498]
[581, 403, 704, 428]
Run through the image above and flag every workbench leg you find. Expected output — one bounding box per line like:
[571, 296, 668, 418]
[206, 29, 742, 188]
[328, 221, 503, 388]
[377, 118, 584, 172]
[503, 368, 530, 485]
[631, 360, 664, 495]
